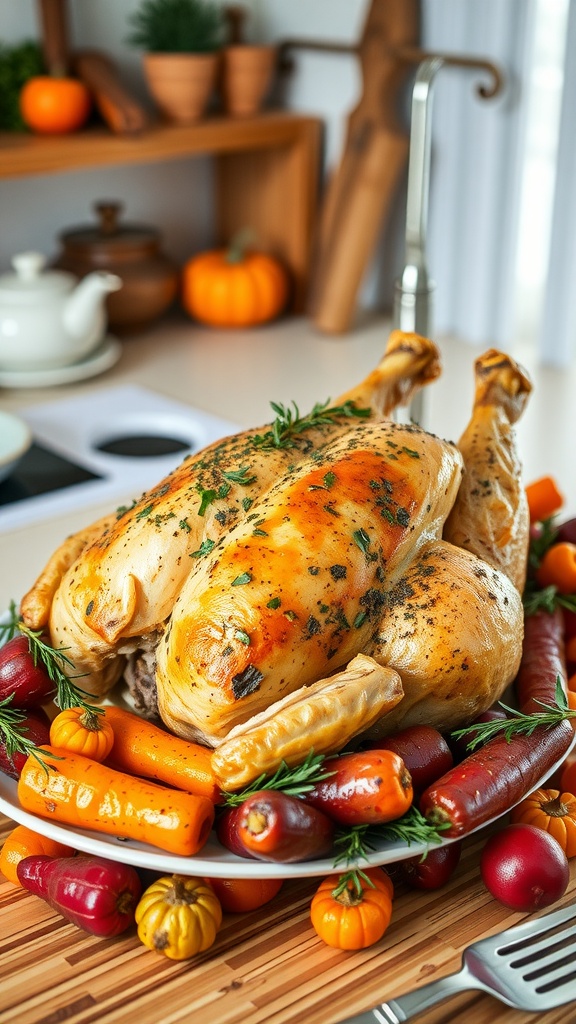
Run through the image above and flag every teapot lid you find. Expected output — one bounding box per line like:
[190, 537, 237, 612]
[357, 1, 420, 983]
[0, 252, 75, 302]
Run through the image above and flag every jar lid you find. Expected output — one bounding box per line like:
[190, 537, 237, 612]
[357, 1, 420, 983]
[0, 252, 74, 303]
[59, 201, 159, 254]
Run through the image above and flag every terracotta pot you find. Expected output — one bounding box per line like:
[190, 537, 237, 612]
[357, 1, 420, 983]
[222, 45, 277, 117]
[143, 52, 219, 123]
[54, 201, 179, 334]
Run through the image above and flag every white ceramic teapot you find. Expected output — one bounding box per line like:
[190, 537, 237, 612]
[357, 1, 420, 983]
[0, 251, 121, 372]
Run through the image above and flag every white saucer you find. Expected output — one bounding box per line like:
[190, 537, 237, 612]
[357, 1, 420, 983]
[0, 336, 122, 389]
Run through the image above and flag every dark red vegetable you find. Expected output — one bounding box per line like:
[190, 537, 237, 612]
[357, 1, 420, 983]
[216, 805, 259, 860]
[305, 750, 413, 826]
[420, 607, 573, 838]
[227, 790, 335, 863]
[556, 516, 576, 546]
[0, 707, 51, 779]
[17, 854, 142, 936]
[516, 607, 566, 714]
[480, 823, 569, 911]
[399, 840, 462, 890]
[449, 709, 507, 763]
[374, 725, 453, 795]
[0, 635, 56, 707]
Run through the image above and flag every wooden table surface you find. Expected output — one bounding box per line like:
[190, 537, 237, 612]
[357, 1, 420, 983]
[1, 807, 575, 1024]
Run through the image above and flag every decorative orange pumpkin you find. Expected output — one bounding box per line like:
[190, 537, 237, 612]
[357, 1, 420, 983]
[49, 707, 115, 762]
[181, 233, 290, 327]
[0, 825, 75, 886]
[310, 867, 393, 950]
[20, 76, 91, 135]
[510, 788, 576, 857]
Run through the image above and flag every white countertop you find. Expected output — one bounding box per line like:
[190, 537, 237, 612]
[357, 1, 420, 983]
[1, 312, 574, 611]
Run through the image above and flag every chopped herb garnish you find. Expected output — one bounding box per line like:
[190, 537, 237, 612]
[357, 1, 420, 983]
[191, 538, 215, 558]
[179, 518, 191, 532]
[197, 487, 217, 516]
[353, 528, 371, 554]
[234, 628, 251, 645]
[135, 504, 154, 519]
[223, 466, 257, 486]
[232, 572, 252, 586]
[267, 597, 281, 609]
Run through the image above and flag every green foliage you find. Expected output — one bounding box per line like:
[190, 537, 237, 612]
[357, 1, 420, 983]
[126, 0, 224, 53]
[0, 40, 45, 131]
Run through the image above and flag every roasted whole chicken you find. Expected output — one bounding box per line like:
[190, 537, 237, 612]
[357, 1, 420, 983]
[21, 332, 533, 788]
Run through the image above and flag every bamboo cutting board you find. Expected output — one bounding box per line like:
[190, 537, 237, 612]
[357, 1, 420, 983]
[308, 0, 419, 335]
[1, 809, 575, 1024]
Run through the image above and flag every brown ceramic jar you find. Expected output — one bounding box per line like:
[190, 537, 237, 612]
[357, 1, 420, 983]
[54, 201, 179, 334]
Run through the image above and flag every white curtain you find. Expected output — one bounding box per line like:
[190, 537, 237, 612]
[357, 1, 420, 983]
[538, 0, 576, 366]
[421, 0, 537, 350]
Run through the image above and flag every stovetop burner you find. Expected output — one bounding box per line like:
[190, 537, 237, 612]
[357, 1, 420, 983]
[0, 385, 238, 533]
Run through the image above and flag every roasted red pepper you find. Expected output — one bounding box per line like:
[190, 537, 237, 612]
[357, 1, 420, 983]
[17, 854, 142, 936]
[226, 790, 335, 862]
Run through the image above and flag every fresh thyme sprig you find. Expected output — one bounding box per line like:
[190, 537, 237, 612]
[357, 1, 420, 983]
[221, 750, 335, 807]
[251, 399, 371, 450]
[451, 678, 575, 752]
[1, 600, 102, 715]
[0, 695, 61, 774]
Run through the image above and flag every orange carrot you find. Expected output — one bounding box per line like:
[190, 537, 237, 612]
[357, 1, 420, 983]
[102, 706, 221, 804]
[566, 641, 576, 670]
[17, 747, 215, 857]
[525, 475, 564, 524]
[536, 542, 576, 595]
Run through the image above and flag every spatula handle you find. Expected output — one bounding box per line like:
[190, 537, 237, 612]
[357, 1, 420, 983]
[338, 965, 480, 1023]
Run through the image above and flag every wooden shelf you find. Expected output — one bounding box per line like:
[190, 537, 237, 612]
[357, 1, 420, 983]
[0, 112, 322, 311]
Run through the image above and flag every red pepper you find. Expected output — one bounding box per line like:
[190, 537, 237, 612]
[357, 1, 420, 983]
[17, 854, 142, 937]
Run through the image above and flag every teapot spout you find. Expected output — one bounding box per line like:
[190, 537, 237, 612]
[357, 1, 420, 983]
[63, 271, 122, 341]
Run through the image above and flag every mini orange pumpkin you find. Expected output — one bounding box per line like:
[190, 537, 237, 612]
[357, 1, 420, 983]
[0, 825, 75, 886]
[310, 867, 393, 950]
[510, 788, 576, 857]
[181, 233, 289, 327]
[49, 707, 115, 762]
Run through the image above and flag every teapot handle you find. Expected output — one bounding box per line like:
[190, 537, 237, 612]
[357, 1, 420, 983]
[12, 252, 47, 280]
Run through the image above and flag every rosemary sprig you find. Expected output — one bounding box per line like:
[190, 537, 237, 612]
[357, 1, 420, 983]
[451, 678, 574, 751]
[221, 750, 335, 807]
[523, 584, 576, 616]
[333, 805, 448, 869]
[1, 601, 102, 715]
[0, 694, 61, 774]
[251, 399, 371, 450]
[331, 806, 449, 896]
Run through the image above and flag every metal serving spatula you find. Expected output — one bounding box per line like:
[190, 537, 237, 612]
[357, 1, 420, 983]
[339, 902, 576, 1023]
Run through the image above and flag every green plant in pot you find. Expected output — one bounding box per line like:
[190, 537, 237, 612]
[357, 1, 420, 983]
[126, 0, 225, 123]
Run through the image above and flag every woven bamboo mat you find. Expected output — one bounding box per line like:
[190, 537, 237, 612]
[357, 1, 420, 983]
[1, 809, 575, 1024]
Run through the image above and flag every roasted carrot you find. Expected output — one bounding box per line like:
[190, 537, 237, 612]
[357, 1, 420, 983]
[17, 747, 215, 857]
[536, 541, 576, 595]
[102, 706, 221, 804]
[525, 475, 564, 524]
